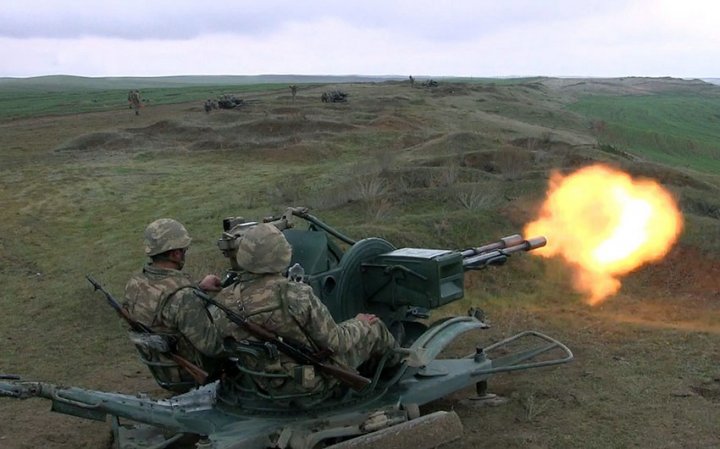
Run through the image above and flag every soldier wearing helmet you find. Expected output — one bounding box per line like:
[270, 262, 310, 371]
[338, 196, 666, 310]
[124, 218, 230, 388]
[218, 223, 400, 396]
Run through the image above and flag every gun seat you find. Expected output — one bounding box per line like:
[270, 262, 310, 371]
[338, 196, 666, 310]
[129, 332, 199, 393]
[217, 339, 339, 409]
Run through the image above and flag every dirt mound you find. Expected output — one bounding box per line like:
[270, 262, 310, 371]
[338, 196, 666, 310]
[544, 77, 715, 96]
[632, 244, 720, 300]
[271, 107, 303, 115]
[692, 379, 720, 402]
[367, 115, 420, 131]
[622, 162, 716, 191]
[131, 120, 215, 141]
[410, 132, 496, 157]
[431, 84, 473, 96]
[54, 131, 135, 152]
[241, 117, 356, 136]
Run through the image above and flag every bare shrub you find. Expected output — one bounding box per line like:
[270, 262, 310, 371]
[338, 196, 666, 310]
[388, 173, 412, 194]
[356, 175, 387, 200]
[431, 164, 459, 187]
[519, 391, 556, 422]
[494, 146, 533, 180]
[305, 172, 388, 211]
[457, 186, 497, 210]
[374, 149, 396, 174]
[267, 173, 306, 205]
[365, 196, 394, 221]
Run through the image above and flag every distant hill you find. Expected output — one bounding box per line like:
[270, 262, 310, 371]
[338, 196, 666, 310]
[0, 74, 408, 91]
[704, 78, 720, 86]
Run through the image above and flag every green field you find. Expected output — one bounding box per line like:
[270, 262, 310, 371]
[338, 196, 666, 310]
[1, 76, 719, 449]
[0, 83, 293, 119]
[569, 92, 720, 173]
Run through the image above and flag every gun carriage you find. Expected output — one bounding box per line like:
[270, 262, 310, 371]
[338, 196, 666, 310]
[1, 207, 573, 449]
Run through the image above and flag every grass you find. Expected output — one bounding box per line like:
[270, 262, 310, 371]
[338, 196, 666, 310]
[0, 83, 291, 119]
[569, 92, 720, 173]
[1, 77, 719, 449]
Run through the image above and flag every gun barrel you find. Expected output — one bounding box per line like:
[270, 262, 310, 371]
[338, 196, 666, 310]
[462, 236, 546, 270]
[461, 234, 524, 258]
[0, 379, 207, 432]
[0, 380, 50, 399]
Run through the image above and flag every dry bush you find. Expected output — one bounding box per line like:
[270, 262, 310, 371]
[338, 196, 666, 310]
[456, 186, 498, 210]
[305, 171, 389, 211]
[430, 164, 460, 187]
[493, 146, 534, 179]
[364, 196, 394, 221]
[267, 173, 306, 205]
[356, 175, 388, 200]
[518, 391, 557, 422]
[374, 149, 396, 174]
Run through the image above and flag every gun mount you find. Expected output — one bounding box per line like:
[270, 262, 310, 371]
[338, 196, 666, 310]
[1, 208, 573, 449]
[217, 207, 548, 344]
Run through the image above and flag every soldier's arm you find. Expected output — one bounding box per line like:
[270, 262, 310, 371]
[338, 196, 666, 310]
[171, 291, 229, 358]
[289, 284, 368, 354]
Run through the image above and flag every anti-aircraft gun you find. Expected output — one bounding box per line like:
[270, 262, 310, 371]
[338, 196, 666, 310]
[1, 207, 573, 449]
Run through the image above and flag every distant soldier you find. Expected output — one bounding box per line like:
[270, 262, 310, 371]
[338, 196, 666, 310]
[204, 99, 213, 114]
[128, 90, 142, 115]
[409, 75, 415, 87]
[289, 85, 298, 102]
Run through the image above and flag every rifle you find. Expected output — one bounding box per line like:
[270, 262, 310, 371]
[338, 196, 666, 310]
[195, 290, 371, 391]
[85, 275, 209, 385]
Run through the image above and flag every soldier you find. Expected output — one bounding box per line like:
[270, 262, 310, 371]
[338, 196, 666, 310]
[124, 218, 230, 387]
[217, 223, 400, 396]
[289, 85, 298, 102]
[128, 90, 142, 115]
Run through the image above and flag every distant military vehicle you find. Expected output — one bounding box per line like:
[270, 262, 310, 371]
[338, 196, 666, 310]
[321, 90, 349, 103]
[1, 207, 573, 449]
[217, 94, 245, 109]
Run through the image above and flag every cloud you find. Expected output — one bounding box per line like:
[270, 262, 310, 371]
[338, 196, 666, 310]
[1, 0, 631, 41]
[0, 0, 718, 77]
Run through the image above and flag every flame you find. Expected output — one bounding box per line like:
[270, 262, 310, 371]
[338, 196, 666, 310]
[524, 164, 683, 305]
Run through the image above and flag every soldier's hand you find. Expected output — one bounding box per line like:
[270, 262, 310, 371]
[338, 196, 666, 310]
[356, 313, 379, 325]
[199, 274, 222, 292]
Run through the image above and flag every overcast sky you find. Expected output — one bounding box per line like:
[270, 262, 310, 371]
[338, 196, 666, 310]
[1, 0, 718, 78]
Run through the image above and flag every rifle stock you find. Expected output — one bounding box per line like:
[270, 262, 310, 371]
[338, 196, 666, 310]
[196, 291, 371, 391]
[86, 275, 209, 385]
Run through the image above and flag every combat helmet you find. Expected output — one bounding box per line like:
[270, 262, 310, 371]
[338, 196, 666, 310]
[236, 223, 291, 274]
[143, 218, 192, 256]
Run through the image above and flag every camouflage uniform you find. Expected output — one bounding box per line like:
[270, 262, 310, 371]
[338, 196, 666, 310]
[124, 219, 229, 390]
[128, 90, 142, 115]
[218, 223, 399, 396]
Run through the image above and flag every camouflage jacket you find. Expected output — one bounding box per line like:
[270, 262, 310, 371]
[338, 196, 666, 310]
[124, 264, 229, 379]
[218, 273, 395, 395]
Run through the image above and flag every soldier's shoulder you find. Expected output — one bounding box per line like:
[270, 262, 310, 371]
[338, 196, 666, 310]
[125, 270, 150, 292]
[282, 280, 316, 301]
